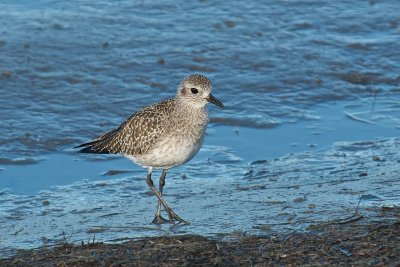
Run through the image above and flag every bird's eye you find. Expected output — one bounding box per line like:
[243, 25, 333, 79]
[190, 88, 198, 94]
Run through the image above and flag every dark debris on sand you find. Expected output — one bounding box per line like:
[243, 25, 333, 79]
[2, 213, 400, 266]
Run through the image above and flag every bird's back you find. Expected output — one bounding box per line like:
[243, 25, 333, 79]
[76, 99, 176, 156]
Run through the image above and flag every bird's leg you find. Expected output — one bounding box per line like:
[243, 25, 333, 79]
[151, 170, 168, 224]
[145, 169, 189, 225]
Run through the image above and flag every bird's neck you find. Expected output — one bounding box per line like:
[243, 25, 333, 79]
[175, 98, 205, 111]
[175, 99, 208, 122]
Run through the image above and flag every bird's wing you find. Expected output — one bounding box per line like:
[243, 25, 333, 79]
[76, 99, 175, 155]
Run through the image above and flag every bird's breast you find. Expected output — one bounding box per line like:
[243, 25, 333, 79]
[130, 116, 208, 169]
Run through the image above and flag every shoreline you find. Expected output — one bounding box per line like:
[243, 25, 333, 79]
[2, 208, 399, 266]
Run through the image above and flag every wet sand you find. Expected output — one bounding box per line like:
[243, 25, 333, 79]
[1, 208, 399, 266]
[1, 1, 400, 263]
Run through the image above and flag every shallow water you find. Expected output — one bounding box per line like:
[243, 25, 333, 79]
[1, 0, 400, 256]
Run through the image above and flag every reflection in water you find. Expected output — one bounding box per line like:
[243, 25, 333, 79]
[1, 137, 399, 256]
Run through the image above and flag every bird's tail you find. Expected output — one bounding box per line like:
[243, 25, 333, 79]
[75, 128, 119, 154]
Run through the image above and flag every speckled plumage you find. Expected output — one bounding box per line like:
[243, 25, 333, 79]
[78, 99, 176, 156]
[76, 74, 223, 224]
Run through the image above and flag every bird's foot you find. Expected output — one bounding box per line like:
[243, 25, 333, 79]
[166, 208, 190, 225]
[151, 214, 170, 224]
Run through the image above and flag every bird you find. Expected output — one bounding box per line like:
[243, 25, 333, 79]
[75, 74, 224, 224]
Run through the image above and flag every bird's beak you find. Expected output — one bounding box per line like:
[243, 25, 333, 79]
[206, 94, 224, 108]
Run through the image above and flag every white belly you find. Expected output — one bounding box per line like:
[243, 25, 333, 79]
[125, 132, 204, 169]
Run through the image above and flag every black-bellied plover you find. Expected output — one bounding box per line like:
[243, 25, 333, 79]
[76, 74, 224, 224]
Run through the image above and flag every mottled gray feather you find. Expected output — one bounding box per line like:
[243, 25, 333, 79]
[77, 99, 175, 155]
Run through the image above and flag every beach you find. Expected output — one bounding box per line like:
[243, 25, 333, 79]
[1, 0, 399, 264]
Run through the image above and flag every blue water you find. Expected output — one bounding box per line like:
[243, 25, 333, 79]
[1, 0, 400, 256]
